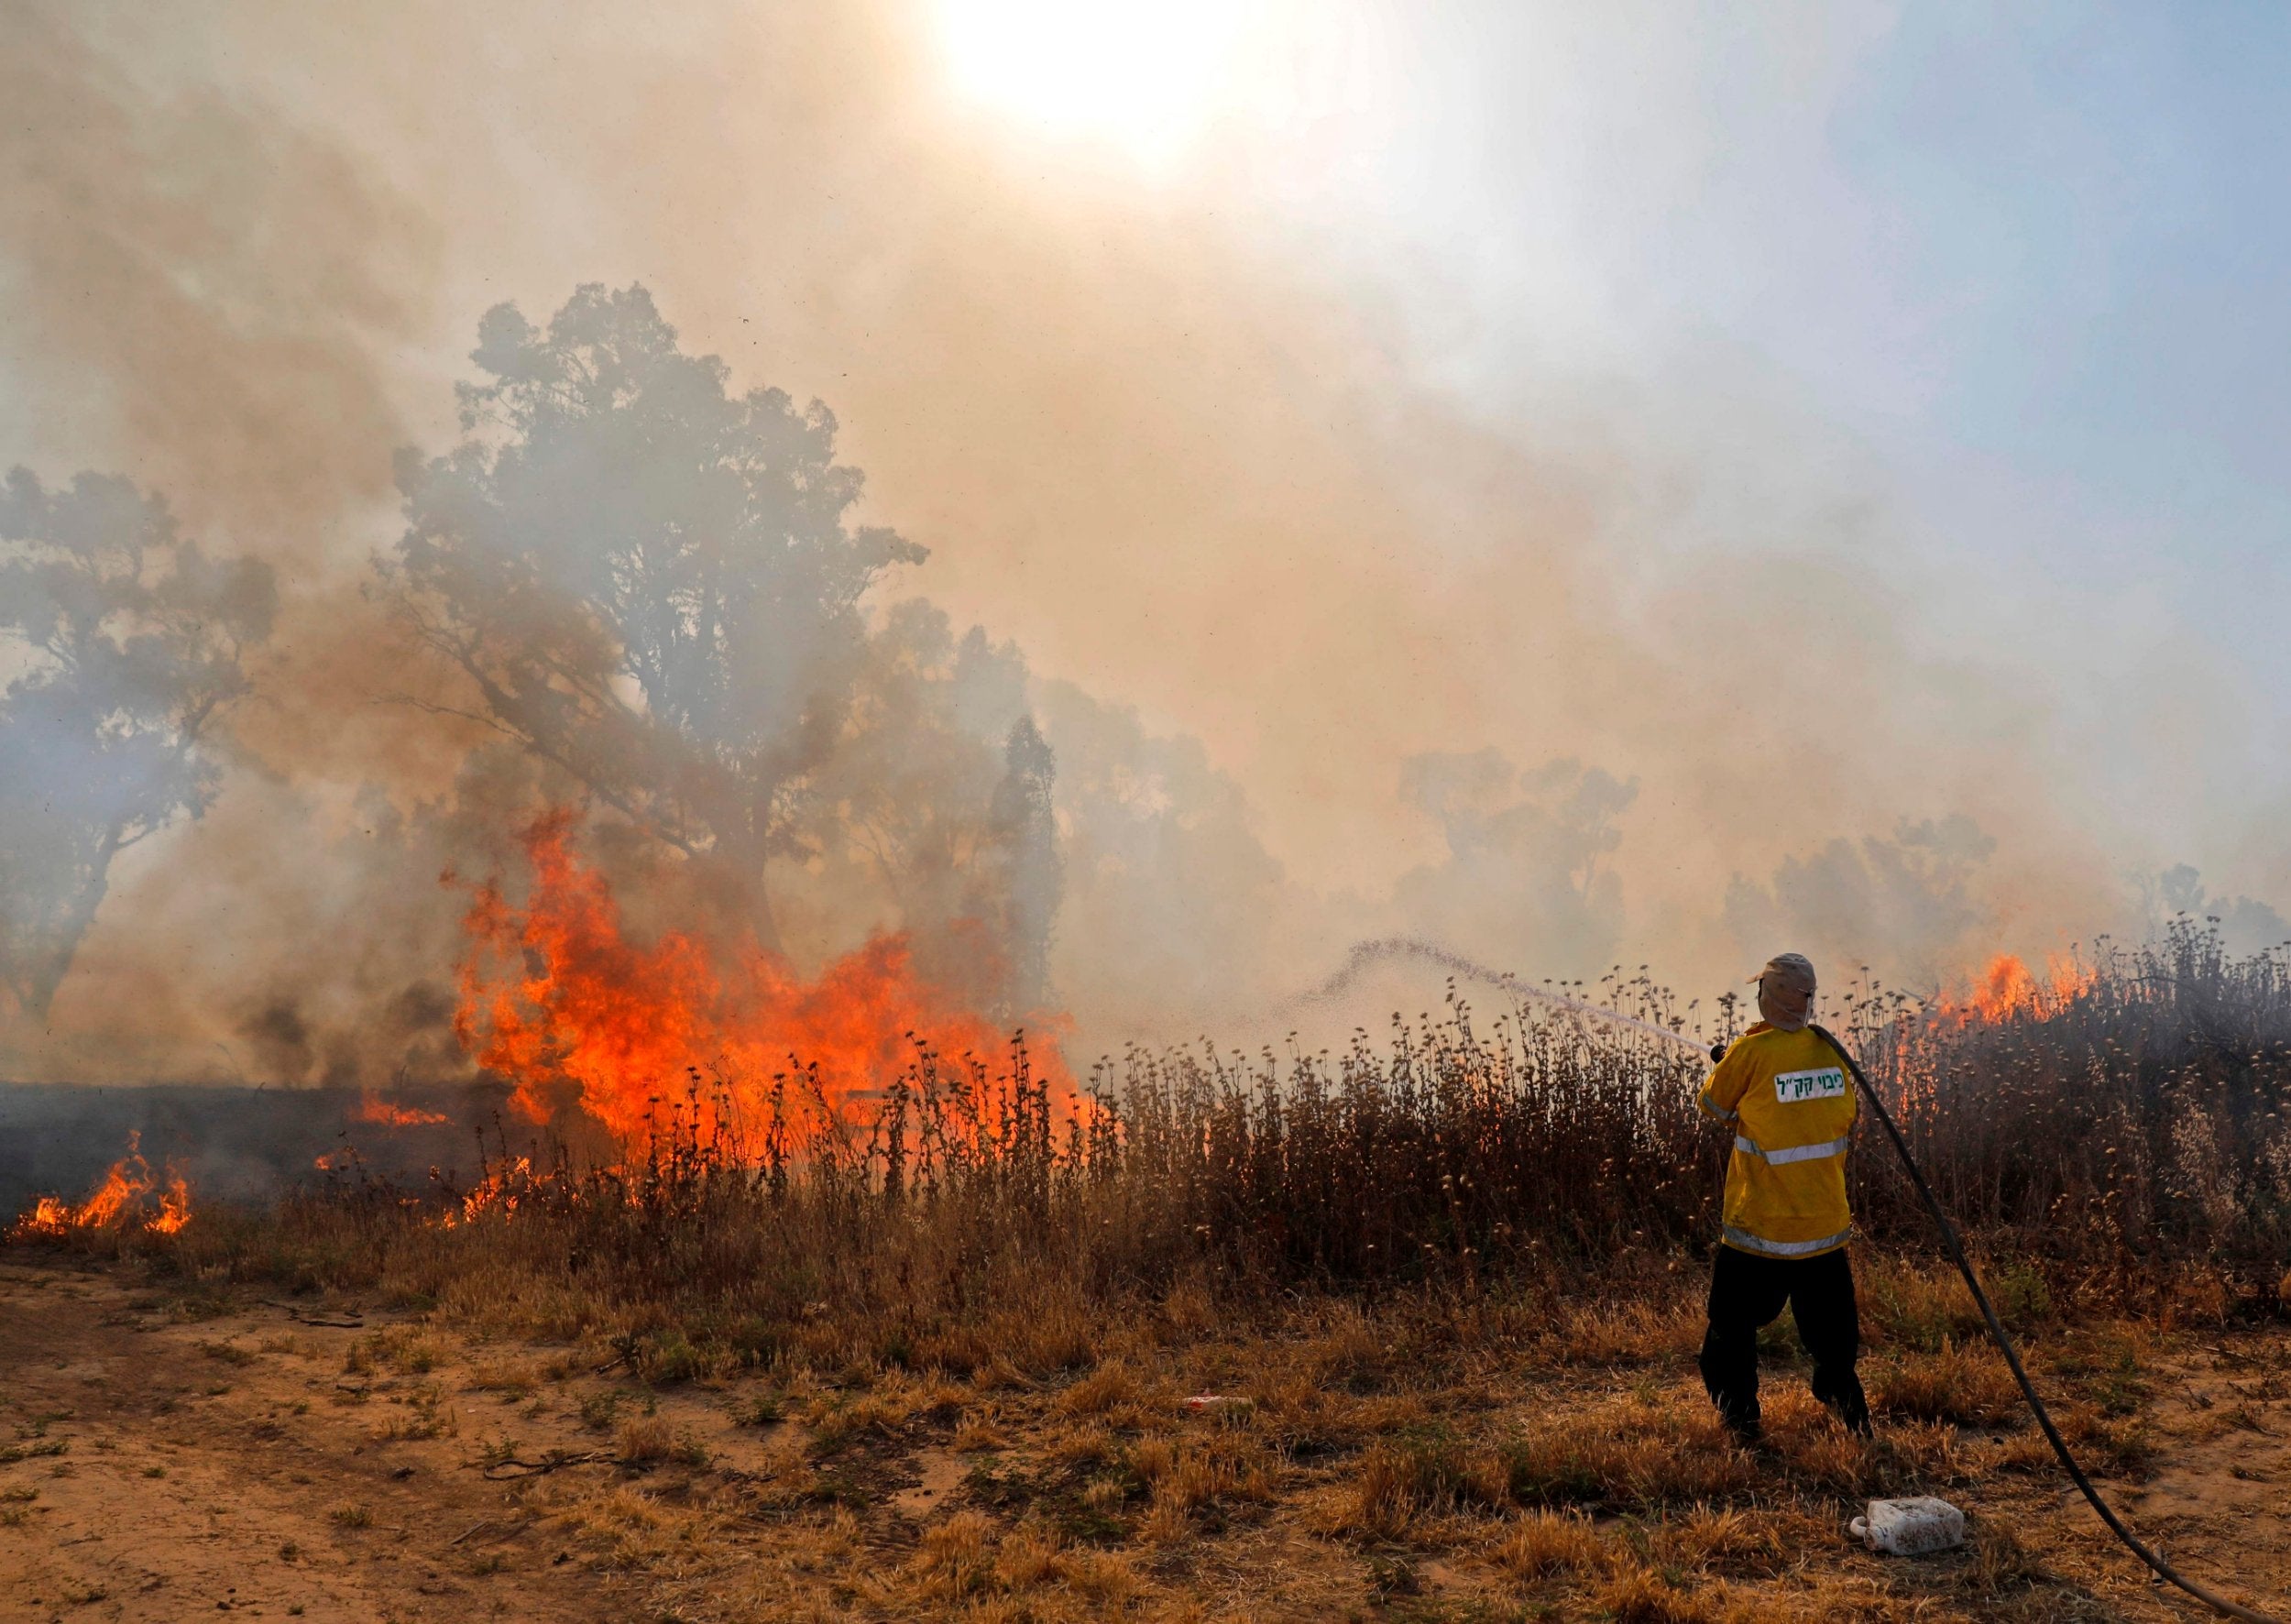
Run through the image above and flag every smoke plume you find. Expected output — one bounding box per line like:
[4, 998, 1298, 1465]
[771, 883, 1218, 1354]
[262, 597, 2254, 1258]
[1, 0, 2275, 1103]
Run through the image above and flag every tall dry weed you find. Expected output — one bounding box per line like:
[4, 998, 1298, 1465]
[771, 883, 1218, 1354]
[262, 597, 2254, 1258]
[74, 922, 2291, 1375]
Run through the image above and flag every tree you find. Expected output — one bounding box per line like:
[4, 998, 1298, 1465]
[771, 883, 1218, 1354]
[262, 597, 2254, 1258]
[0, 467, 276, 1018]
[387, 284, 925, 951]
[980, 716, 1061, 1015]
[797, 600, 1060, 1015]
[1723, 815, 1998, 987]
[1389, 751, 1639, 977]
[820, 600, 1033, 934]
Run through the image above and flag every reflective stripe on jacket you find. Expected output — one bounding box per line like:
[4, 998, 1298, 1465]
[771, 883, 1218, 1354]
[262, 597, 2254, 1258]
[1698, 1023, 1858, 1257]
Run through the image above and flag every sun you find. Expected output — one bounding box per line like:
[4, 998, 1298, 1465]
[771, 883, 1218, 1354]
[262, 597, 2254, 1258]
[930, 0, 1260, 167]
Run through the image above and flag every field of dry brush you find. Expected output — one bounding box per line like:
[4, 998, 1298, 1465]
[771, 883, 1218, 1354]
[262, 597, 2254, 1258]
[6, 925, 2291, 1621]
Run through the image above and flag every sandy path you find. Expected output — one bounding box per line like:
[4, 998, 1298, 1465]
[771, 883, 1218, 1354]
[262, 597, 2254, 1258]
[5, 1251, 2291, 1623]
[0, 1263, 619, 1624]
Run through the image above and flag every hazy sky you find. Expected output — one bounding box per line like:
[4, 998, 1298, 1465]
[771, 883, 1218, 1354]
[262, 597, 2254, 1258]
[5, 0, 2289, 1063]
[1358, 1, 2291, 887]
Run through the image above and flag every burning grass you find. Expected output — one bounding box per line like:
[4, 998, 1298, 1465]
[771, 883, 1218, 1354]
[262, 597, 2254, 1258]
[12, 926, 2286, 1411]
[8, 924, 2291, 1618]
[7, 1131, 191, 1240]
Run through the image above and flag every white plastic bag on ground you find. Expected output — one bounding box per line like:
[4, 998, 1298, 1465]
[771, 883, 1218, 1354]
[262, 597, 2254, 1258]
[1850, 1497, 1967, 1555]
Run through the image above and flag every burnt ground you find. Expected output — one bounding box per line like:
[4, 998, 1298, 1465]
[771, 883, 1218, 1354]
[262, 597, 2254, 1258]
[4, 1256, 2291, 1623]
[0, 1084, 500, 1219]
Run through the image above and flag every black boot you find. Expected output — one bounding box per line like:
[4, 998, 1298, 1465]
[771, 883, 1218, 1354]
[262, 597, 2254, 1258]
[1815, 1370, 1872, 1437]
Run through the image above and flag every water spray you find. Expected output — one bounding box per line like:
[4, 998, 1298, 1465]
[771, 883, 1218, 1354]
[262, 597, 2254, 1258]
[1298, 938, 2279, 1619]
[1288, 936, 1714, 1050]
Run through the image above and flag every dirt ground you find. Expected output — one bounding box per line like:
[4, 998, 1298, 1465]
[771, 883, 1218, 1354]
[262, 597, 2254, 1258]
[4, 1256, 2288, 1623]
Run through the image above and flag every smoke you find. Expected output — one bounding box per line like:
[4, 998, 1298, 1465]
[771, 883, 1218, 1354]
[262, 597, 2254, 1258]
[0, 3, 438, 547]
[1383, 752, 1638, 982]
[1722, 816, 2001, 993]
[0, 1, 2275, 1091]
[2145, 866, 2291, 960]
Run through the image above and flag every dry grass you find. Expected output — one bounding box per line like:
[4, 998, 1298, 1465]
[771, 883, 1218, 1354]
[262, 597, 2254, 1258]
[11, 923, 2291, 1619]
[1875, 1335, 2025, 1426]
[9, 1240, 2285, 1623]
[1492, 1508, 1610, 1578]
[66, 927, 2280, 1417]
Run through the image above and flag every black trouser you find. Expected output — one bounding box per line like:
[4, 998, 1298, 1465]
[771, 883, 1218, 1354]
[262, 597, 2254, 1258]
[1698, 1243, 1869, 1434]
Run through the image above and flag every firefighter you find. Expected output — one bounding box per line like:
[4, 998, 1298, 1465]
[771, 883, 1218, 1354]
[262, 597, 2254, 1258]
[1695, 952, 1870, 1443]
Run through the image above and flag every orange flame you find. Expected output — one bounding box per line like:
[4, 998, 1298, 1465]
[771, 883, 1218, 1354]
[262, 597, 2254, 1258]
[150, 1172, 192, 1236]
[350, 1095, 450, 1127]
[1937, 952, 2096, 1025]
[9, 1133, 192, 1238]
[449, 1156, 533, 1226]
[452, 810, 1072, 1145]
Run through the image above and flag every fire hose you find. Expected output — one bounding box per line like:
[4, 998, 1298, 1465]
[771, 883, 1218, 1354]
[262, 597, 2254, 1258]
[1777, 1024, 2281, 1623]
[1298, 937, 2278, 1611]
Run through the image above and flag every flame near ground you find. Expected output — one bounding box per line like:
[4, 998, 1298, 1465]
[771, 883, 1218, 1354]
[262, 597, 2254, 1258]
[2, 929, 2088, 1237]
[1937, 952, 2098, 1026]
[451, 809, 1076, 1147]
[8, 1130, 191, 1238]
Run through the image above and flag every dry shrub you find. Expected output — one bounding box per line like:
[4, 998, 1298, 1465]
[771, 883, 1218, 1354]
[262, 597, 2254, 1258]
[2050, 1404, 2155, 1478]
[370, 1386, 457, 1443]
[1658, 1505, 1800, 1578]
[992, 1528, 1066, 1591]
[987, 1292, 1098, 1378]
[129, 924, 2291, 1421]
[1859, 1257, 1987, 1354]
[1158, 1280, 1216, 1342]
[1966, 1517, 2048, 1595]
[954, 1604, 1025, 1624]
[1048, 1424, 1117, 1468]
[1339, 1431, 1508, 1539]
[1251, 1366, 1332, 1432]
[911, 1509, 996, 1602]
[2157, 1268, 2231, 1328]
[616, 1412, 673, 1465]
[339, 1325, 435, 1373]
[1492, 1509, 1609, 1578]
[1872, 1419, 1965, 1487]
[1156, 1452, 1224, 1515]
[1129, 1435, 1176, 1487]
[1504, 1411, 1753, 1513]
[1310, 1304, 1397, 1393]
[913, 1322, 993, 1377]
[631, 1325, 737, 1385]
[1749, 1392, 1886, 1495]
[1595, 1564, 1723, 1624]
[1551, 1297, 1702, 1367]
[543, 1483, 700, 1570]
[809, 1383, 917, 1451]
[1058, 1362, 1139, 1417]
[1874, 1336, 2022, 1425]
[466, 1356, 542, 1397]
[1062, 1549, 1141, 1606]
[1128, 1433, 1277, 1542]
[954, 1412, 1009, 1451]
[973, 1356, 1035, 1394]
[1137, 1498, 1193, 1547]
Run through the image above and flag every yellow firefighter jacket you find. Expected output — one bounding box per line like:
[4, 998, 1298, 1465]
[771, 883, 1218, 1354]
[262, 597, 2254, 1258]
[1697, 1023, 1858, 1257]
